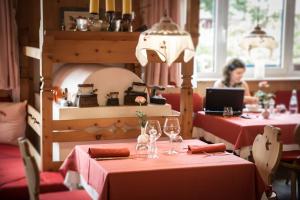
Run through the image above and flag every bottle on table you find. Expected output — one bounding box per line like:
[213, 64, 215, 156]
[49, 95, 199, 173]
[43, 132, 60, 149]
[269, 98, 275, 114]
[289, 89, 298, 114]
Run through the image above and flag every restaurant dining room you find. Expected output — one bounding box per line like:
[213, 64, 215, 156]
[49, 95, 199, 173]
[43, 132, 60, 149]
[1, 0, 300, 199]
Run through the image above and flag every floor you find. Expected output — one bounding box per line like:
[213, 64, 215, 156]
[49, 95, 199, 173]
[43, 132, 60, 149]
[199, 138, 296, 199]
[273, 166, 298, 200]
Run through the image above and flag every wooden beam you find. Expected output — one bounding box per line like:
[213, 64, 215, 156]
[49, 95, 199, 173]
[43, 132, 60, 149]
[179, 0, 200, 138]
[40, 47, 54, 171]
[23, 46, 41, 60]
[52, 115, 179, 131]
[180, 59, 194, 139]
[52, 129, 141, 143]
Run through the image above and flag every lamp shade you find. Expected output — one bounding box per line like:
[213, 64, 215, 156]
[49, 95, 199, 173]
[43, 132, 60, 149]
[135, 16, 195, 66]
[239, 25, 277, 54]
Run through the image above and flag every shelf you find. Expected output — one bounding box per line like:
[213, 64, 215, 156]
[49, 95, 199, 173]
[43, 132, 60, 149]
[23, 46, 41, 59]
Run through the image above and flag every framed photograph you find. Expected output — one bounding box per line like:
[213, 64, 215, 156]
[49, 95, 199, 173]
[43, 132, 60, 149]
[60, 7, 99, 31]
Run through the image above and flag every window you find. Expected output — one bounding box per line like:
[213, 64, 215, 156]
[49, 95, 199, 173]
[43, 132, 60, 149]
[195, 0, 300, 79]
[195, 0, 215, 73]
[227, 0, 283, 68]
[294, 0, 300, 70]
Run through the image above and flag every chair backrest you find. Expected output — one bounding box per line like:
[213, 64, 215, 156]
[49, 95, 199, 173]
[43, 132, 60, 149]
[18, 138, 40, 200]
[293, 124, 300, 145]
[161, 93, 203, 113]
[252, 125, 282, 186]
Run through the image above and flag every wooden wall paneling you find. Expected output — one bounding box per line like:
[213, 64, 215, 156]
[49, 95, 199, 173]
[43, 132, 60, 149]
[21, 0, 195, 170]
[17, 0, 40, 102]
[42, 0, 89, 31]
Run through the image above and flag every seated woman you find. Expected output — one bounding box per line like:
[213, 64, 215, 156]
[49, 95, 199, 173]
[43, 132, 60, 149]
[213, 59, 258, 104]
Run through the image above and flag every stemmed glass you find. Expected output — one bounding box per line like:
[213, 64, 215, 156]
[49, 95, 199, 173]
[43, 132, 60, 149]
[163, 117, 181, 155]
[223, 107, 233, 117]
[145, 120, 162, 159]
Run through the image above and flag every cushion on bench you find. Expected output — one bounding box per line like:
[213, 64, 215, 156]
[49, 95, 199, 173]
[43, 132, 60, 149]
[0, 144, 68, 200]
[275, 90, 300, 111]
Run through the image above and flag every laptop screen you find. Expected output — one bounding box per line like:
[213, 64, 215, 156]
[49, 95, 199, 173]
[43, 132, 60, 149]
[205, 88, 244, 115]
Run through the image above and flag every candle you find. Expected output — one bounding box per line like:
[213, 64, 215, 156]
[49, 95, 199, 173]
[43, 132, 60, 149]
[122, 0, 132, 14]
[89, 0, 99, 14]
[106, 0, 115, 12]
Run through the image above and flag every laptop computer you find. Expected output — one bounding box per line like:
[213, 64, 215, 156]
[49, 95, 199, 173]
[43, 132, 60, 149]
[205, 88, 244, 116]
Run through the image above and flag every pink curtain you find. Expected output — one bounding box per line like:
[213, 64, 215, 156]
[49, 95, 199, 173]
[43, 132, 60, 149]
[0, 0, 20, 101]
[140, 0, 182, 87]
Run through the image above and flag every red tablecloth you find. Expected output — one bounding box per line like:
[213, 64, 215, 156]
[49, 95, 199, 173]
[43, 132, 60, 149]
[194, 112, 300, 149]
[60, 140, 263, 200]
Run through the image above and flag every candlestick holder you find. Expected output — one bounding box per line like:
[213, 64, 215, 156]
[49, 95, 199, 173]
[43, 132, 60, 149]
[121, 13, 133, 32]
[105, 11, 115, 32]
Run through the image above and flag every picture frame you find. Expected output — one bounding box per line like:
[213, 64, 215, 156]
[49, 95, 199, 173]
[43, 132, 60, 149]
[60, 7, 99, 31]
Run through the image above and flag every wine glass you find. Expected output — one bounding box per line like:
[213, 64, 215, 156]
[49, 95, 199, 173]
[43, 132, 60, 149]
[223, 107, 233, 117]
[172, 135, 184, 153]
[145, 120, 162, 159]
[163, 117, 180, 155]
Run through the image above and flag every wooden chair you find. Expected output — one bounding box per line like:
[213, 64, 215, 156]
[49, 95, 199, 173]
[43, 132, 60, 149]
[280, 124, 300, 200]
[18, 138, 91, 200]
[252, 125, 283, 200]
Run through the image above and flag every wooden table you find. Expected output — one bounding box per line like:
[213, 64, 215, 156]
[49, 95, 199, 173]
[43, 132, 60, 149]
[60, 139, 263, 200]
[193, 112, 300, 157]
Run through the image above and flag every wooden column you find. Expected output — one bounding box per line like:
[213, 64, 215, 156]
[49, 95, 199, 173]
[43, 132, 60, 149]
[40, 35, 55, 171]
[180, 59, 194, 138]
[180, 0, 199, 138]
[186, 0, 200, 40]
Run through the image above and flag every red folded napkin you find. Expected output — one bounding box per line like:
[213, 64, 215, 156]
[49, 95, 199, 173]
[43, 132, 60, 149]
[88, 147, 130, 158]
[188, 143, 226, 154]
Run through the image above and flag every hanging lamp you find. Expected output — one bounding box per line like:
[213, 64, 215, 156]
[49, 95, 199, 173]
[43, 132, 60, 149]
[135, 12, 195, 66]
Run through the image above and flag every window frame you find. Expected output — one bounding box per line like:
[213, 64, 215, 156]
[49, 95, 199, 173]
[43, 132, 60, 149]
[194, 0, 300, 80]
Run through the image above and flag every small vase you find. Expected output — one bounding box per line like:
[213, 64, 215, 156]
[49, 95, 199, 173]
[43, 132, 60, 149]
[137, 127, 149, 144]
[136, 127, 149, 158]
[262, 108, 270, 119]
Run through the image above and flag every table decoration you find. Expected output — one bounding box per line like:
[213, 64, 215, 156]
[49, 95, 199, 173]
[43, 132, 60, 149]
[163, 117, 181, 155]
[187, 143, 226, 154]
[88, 147, 130, 158]
[145, 120, 162, 158]
[255, 81, 275, 108]
[135, 96, 149, 156]
[121, 0, 133, 32]
[261, 108, 270, 119]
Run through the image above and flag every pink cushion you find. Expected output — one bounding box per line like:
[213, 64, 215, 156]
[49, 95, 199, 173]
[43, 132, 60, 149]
[275, 90, 300, 111]
[0, 101, 27, 145]
[161, 93, 203, 113]
[40, 190, 91, 200]
[0, 144, 68, 200]
[0, 144, 24, 186]
[0, 172, 68, 200]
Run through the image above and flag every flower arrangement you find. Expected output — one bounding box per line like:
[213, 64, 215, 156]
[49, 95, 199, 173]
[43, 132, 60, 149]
[135, 96, 147, 128]
[254, 81, 275, 107]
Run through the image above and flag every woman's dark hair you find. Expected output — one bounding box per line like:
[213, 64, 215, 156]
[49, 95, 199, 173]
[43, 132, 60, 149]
[222, 59, 246, 87]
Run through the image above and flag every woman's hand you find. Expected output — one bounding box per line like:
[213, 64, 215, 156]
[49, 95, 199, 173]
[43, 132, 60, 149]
[244, 96, 259, 104]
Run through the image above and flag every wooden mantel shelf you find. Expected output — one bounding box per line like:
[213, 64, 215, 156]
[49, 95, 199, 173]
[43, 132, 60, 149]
[42, 31, 186, 64]
[45, 31, 141, 41]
